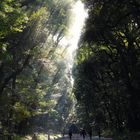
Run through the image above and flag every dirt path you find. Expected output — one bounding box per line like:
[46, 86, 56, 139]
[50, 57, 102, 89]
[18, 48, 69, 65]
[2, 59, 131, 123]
[56, 134, 112, 140]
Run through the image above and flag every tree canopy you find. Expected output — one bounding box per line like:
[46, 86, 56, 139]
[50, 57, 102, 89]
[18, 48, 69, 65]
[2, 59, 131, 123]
[0, 0, 75, 137]
[74, 0, 140, 136]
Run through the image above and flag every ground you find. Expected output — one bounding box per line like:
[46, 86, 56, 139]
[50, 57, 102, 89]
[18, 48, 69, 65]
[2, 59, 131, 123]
[24, 133, 112, 140]
[57, 134, 112, 140]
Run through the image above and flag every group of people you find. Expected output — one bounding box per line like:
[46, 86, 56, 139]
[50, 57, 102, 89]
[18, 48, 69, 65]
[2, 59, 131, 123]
[69, 127, 92, 140]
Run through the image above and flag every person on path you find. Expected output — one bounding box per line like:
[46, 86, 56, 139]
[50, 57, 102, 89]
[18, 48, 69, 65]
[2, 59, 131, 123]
[69, 129, 72, 140]
[97, 126, 101, 139]
[80, 128, 82, 136]
[81, 128, 86, 139]
[88, 127, 92, 140]
[98, 129, 101, 139]
[32, 133, 37, 140]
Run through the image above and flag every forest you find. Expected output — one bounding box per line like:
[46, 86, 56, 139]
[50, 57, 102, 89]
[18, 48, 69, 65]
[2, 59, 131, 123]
[0, 0, 140, 140]
[74, 0, 140, 139]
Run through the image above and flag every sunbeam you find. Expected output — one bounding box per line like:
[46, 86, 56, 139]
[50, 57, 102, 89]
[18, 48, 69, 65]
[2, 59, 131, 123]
[60, 0, 88, 87]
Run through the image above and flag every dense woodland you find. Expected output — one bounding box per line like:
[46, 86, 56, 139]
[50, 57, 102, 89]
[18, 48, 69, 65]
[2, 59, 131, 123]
[0, 0, 140, 139]
[0, 0, 76, 138]
[74, 0, 140, 138]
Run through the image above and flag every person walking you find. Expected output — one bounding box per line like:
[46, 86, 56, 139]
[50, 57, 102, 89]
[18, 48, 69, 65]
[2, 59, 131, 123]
[81, 128, 86, 139]
[32, 133, 37, 140]
[80, 128, 82, 136]
[69, 129, 72, 140]
[88, 128, 92, 140]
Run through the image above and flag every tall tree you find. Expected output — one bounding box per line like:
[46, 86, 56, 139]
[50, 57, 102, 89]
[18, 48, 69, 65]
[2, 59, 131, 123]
[74, 0, 140, 134]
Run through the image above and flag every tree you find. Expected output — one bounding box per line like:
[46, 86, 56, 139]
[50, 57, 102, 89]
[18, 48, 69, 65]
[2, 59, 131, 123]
[0, 0, 74, 136]
[74, 0, 140, 134]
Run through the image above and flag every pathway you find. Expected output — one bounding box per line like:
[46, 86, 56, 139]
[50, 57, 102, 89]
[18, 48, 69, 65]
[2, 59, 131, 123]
[56, 134, 112, 140]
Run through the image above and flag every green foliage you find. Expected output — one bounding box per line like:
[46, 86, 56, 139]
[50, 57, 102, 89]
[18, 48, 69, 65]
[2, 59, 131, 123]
[0, 0, 74, 136]
[0, 0, 28, 37]
[0, 135, 23, 140]
[74, 0, 140, 135]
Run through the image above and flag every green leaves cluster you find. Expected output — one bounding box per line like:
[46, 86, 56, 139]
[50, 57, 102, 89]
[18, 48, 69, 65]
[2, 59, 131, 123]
[0, 0, 28, 37]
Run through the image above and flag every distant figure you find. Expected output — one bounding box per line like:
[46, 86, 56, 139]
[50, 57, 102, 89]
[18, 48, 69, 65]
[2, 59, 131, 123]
[98, 130, 101, 139]
[88, 128, 92, 139]
[80, 128, 82, 136]
[32, 133, 37, 140]
[62, 129, 65, 137]
[62, 131, 65, 137]
[69, 129, 72, 140]
[97, 126, 101, 139]
[81, 128, 86, 139]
